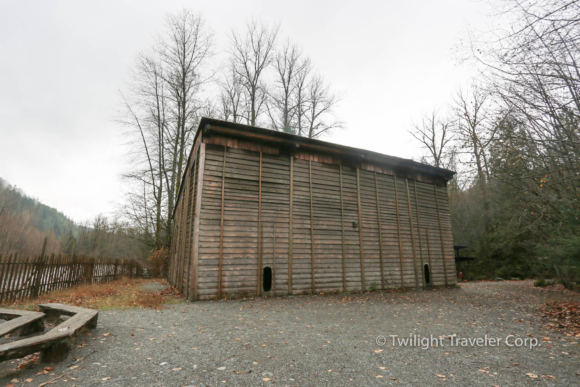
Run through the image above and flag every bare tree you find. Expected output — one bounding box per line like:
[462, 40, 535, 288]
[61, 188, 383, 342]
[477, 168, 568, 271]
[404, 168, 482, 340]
[160, 11, 213, 240]
[118, 10, 213, 249]
[230, 19, 279, 126]
[267, 40, 305, 133]
[453, 84, 495, 185]
[218, 64, 244, 123]
[408, 110, 454, 168]
[302, 74, 342, 139]
[293, 56, 313, 136]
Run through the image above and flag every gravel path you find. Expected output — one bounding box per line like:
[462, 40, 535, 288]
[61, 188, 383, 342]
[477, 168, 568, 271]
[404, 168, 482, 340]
[2, 281, 580, 386]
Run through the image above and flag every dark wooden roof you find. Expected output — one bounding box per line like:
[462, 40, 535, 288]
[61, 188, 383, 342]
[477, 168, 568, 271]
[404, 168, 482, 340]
[173, 117, 456, 218]
[200, 117, 455, 179]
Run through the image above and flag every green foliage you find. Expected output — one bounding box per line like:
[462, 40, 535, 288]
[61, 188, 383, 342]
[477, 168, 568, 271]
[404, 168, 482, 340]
[534, 279, 547, 287]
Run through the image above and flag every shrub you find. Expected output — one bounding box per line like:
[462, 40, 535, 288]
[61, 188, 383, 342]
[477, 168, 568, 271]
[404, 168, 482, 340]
[534, 279, 547, 287]
[149, 248, 170, 278]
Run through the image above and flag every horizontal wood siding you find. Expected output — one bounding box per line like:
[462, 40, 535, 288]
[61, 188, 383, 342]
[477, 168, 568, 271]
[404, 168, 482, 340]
[198, 145, 261, 299]
[358, 169, 382, 290]
[173, 139, 456, 299]
[291, 158, 313, 293]
[310, 162, 343, 292]
[260, 153, 291, 295]
[341, 166, 363, 291]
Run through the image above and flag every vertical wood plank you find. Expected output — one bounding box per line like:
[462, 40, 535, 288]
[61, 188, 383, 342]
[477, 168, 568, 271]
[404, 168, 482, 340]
[22, 255, 34, 299]
[0, 253, 8, 303]
[273, 225, 277, 297]
[190, 143, 206, 301]
[7, 253, 20, 302]
[185, 148, 199, 297]
[288, 156, 294, 295]
[394, 176, 405, 289]
[13, 254, 27, 301]
[374, 172, 385, 290]
[2, 254, 14, 302]
[339, 165, 346, 292]
[309, 160, 315, 293]
[425, 229, 434, 279]
[405, 179, 420, 289]
[257, 151, 263, 296]
[178, 170, 190, 293]
[356, 168, 365, 291]
[218, 146, 227, 299]
[434, 186, 449, 285]
[32, 238, 47, 299]
[413, 181, 425, 285]
[68, 240, 77, 287]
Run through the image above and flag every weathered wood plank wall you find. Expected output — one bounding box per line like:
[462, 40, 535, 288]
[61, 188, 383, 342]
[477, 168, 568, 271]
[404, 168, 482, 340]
[169, 132, 456, 300]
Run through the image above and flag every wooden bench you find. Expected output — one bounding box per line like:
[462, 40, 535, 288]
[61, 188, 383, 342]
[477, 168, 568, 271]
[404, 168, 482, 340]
[0, 304, 98, 363]
[0, 309, 45, 337]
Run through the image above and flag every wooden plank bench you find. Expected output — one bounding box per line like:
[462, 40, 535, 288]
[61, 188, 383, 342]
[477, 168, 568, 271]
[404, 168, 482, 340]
[0, 309, 45, 337]
[0, 304, 98, 363]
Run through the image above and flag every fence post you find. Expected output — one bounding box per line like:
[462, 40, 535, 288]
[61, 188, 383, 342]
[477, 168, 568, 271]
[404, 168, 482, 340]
[67, 239, 76, 290]
[90, 257, 96, 284]
[31, 237, 48, 299]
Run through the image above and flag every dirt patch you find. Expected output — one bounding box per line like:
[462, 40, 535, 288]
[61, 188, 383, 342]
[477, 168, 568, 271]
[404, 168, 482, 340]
[4, 278, 183, 311]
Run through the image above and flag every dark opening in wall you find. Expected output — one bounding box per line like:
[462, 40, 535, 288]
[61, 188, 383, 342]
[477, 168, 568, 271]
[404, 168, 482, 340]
[263, 267, 272, 292]
[424, 264, 431, 284]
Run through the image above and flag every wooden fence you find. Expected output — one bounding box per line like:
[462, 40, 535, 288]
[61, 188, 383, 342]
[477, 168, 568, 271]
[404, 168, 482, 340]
[0, 251, 144, 304]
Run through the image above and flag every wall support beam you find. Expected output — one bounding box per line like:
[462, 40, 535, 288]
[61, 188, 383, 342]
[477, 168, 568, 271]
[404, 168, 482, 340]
[394, 176, 405, 289]
[356, 169, 365, 291]
[413, 181, 425, 286]
[217, 146, 227, 299]
[425, 228, 434, 282]
[257, 151, 263, 296]
[434, 186, 449, 285]
[406, 179, 420, 289]
[339, 165, 346, 292]
[189, 143, 206, 301]
[309, 160, 315, 293]
[185, 150, 199, 298]
[178, 173, 190, 293]
[374, 172, 385, 290]
[288, 157, 294, 295]
[273, 225, 277, 296]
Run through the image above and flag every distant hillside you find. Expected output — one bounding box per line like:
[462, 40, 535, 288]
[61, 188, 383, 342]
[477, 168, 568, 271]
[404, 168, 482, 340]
[0, 177, 75, 240]
[0, 177, 147, 259]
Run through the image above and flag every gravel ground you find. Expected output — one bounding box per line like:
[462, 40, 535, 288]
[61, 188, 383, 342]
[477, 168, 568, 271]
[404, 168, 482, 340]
[2, 281, 580, 387]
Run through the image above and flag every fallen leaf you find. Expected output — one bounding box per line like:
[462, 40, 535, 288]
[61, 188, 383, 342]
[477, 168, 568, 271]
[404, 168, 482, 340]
[526, 373, 538, 379]
[263, 378, 271, 381]
[436, 374, 446, 378]
[376, 375, 383, 378]
[172, 367, 181, 371]
[102, 377, 111, 381]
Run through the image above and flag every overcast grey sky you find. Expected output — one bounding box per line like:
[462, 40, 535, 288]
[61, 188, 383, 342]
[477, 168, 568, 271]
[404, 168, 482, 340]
[0, 0, 490, 222]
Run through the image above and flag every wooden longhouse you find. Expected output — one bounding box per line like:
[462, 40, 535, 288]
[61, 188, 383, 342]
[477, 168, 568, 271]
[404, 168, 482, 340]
[169, 118, 456, 301]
